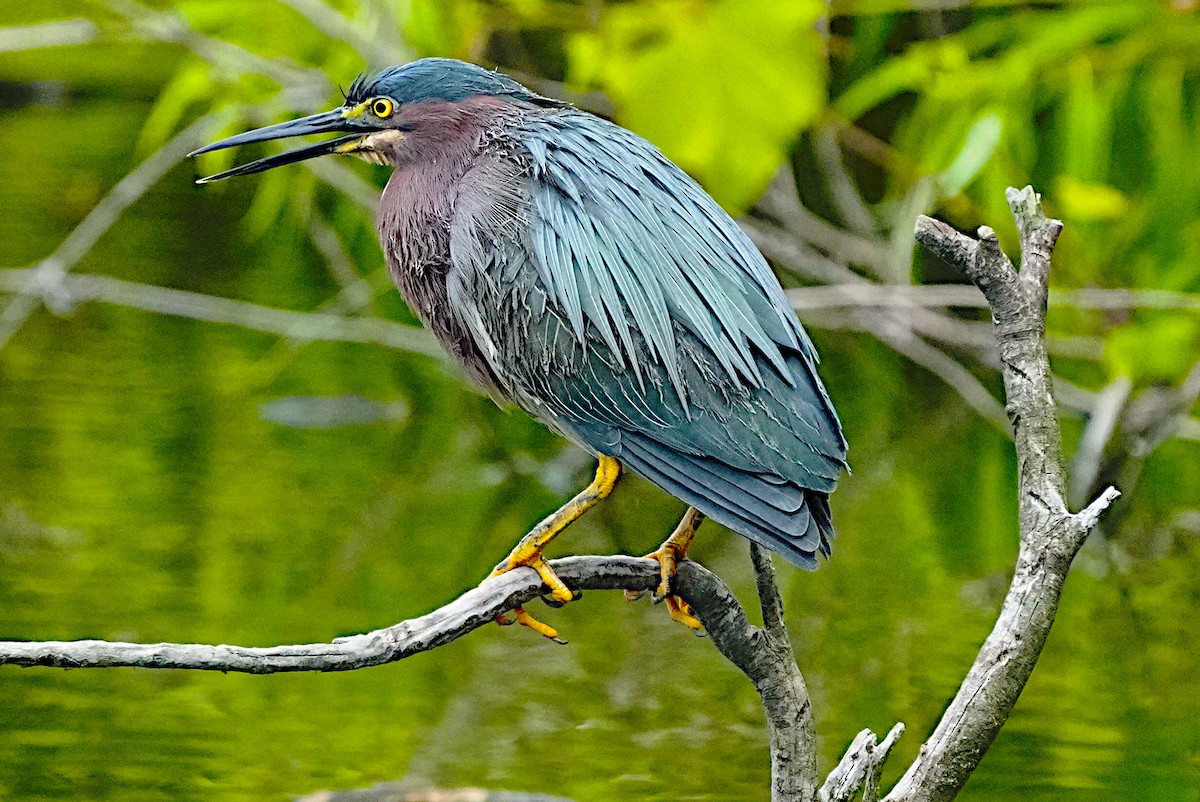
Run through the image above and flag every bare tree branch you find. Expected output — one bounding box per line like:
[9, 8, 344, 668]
[744, 217, 1012, 425]
[1070, 376, 1132, 506]
[0, 551, 817, 801]
[0, 269, 441, 358]
[277, 0, 410, 67]
[821, 723, 906, 802]
[0, 19, 98, 51]
[856, 313, 1009, 431]
[883, 187, 1119, 802]
[105, 0, 330, 102]
[785, 283, 1200, 313]
[0, 557, 659, 672]
[746, 543, 818, 802]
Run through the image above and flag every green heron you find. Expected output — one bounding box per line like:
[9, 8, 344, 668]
[192, 58, 847, 637]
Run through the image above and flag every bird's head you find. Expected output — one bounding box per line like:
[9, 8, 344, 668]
[191, 58, 559, 183]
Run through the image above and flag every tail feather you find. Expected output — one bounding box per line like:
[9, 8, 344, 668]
[616, 431, 834, 569]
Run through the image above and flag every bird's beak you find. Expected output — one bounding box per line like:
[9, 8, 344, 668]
[190, 108, 366, 184]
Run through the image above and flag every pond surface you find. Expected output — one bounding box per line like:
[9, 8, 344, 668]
[1, 81, 1198, 802]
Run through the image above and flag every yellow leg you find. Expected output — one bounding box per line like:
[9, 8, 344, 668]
[489, 455, 622, 639]
[642, 507, 705, 630]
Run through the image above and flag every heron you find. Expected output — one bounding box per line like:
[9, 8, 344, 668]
[191, 58, 847, 639]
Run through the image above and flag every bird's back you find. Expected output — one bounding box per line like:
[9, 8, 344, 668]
[435, 108, 847, 569]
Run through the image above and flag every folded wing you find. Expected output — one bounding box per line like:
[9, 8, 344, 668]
[446, 111, 847, 567]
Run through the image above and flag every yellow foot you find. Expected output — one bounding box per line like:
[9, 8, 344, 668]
[487, 455, 621, 642]
[496, 606, 567, 644]
[488, 551, 575, 642]
[631, 507, 705, 631]
[664, 595, 703, 630]
[645, 540, 683, 602]
[489, 549, 574, 603]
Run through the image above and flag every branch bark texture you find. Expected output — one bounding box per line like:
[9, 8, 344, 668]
[746, 543, 818, 802]
[885, 187, 1119, 802]
[0, 557, 673, 672]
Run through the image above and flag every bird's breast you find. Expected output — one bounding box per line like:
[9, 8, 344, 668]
[377, 166, 453, 306]
[376, 161, 506, 393]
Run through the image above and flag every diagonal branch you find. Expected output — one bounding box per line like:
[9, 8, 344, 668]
[0, 551, 815, 801]
[0, 557, 658, 672]
[0, 115, 214, 349]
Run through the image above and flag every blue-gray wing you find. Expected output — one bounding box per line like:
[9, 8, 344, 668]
[447, 113, 847, 567]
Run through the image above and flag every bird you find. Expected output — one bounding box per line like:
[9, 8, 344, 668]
[191, 58, 847, 638]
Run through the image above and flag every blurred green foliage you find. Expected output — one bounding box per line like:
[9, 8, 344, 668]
[1, 1, 1198, 801]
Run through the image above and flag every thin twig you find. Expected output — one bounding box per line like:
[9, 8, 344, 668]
[0, 270, 441, 358]
[750, 543, 788, 642]
[1070, 376, 1132, 506]
[0, 19, 98, 52]
[277, 0, 408, 67]
[812, 127, 879, 237]
[0, 116, 214, 349]
[106, 0, 329, 100]
[785, 283, 1200, 313]
[858, 314, 1009, 431]
[731, 543, 817, 802]
[306, 214, 380, 315]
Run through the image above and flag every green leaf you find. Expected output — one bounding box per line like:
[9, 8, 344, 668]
[1106, 314, 1200, 384]
[937, 112, 1002, 196]
[567, 0, 827, 211]
[1055, 175, 1130, 222]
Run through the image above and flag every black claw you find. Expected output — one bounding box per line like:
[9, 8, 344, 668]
[625, 589, 647, 602]
[539, 589, 581, 608]
[551, 636, 569, 645]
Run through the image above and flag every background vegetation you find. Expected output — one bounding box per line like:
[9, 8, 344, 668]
[1, 1, 1197, 800]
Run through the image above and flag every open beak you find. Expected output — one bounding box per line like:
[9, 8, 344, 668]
[190, 108, 365, 184]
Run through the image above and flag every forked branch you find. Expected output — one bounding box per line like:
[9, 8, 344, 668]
[879, 188, 1119, 802]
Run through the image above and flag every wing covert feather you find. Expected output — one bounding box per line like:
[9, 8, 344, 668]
[446, 116, 847, 568]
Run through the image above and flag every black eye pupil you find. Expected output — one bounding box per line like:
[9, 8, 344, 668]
[374, 101, 389, 116]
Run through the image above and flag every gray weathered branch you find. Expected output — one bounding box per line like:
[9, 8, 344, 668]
[0, 557, 675, 672]
[746, 543, 818, 801]
[881, 187, 1119, 802]
[0, 552, 814, 801]
[821, 723, 906, 802]
[0, 268, 441, 357]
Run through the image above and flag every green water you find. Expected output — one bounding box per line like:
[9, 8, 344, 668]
[1, 79, 1198, 802]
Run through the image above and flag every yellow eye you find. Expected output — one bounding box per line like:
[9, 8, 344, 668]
[371, 97, 395, 117]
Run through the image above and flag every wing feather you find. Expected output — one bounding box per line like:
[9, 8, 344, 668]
[447, 114, 847, 569]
